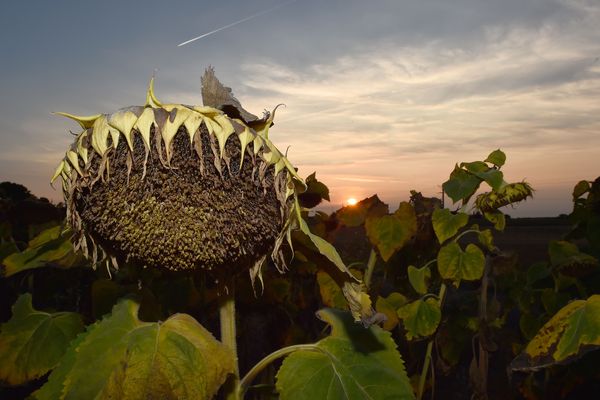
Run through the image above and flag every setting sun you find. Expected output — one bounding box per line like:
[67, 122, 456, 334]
[346, 197, 358, 206]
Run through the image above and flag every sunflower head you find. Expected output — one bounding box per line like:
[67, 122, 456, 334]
[475, 181, 534, 212]
[52, 73, 305, 285]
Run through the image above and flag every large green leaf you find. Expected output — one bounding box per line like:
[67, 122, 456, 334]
[33, 299, 234, 400]
[397, 298, 441, 340]
[365, 202, 417, 262]
[431, 208, 468, 244]
[442, 166, 482, 203]
[0, 294, 84, 386]
[276, 308, 414, 400]
[437, 242, 485, 286]
[511, 295, 600, 371]
[1, 226, 80, 277]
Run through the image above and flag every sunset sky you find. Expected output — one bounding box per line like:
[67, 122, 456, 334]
[1, 0, 599, 216]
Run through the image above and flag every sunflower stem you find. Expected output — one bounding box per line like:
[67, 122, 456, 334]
[417, 283, 446, 400]
[363, 249, 377, 289]
[220, 283, 240, 400]
[239, 343, 321, 397]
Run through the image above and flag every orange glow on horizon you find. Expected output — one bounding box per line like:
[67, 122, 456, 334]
[346, 197, 358, 206]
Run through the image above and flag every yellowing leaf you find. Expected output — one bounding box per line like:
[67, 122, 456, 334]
[0, 294, 83, 385]
[397, 298, 441, 340]
[34, 299, 235, 400]
[511, 295, 600, 371]
[133, 107, 155, 149]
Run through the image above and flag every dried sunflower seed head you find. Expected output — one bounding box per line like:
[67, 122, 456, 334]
[475, 181, 534, 212]
[52, 74, 305, 283]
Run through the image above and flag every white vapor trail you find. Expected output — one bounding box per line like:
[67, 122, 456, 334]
[178, 0, 297, 47]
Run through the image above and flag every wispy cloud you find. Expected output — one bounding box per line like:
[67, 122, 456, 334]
[1, 0, 598, 216]
[232, 5, 600, 215]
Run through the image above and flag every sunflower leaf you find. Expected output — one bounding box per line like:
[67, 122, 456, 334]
[437, 242, 485, 287]
[33, 299, 235, 400]
[511, 294, 600, 371]
[397, 298, 441, 340]
[0, 294, 84, 386]
[432, 208, 469, 244]
[276, 309, 414, 400]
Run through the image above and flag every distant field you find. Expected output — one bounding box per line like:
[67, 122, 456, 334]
[477, 216, 572, 265]
[332, 216, 573, 267]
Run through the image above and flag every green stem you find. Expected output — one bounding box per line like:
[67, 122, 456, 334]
[239, 344, 320, 397]
[453, 229, 480, 243]
[422, 258, 437, 270]
[363, 249, 377, 289]
[417, 283, 447, 400]
[220, 284, 240, 400]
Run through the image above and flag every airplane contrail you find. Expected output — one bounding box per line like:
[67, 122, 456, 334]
[178, 0, 297, 47]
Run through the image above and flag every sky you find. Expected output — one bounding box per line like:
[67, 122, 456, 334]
[0, 0, 599, 217]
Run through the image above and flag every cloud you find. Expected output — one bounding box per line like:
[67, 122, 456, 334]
[1, 0, 598, 216]
[230, 5, 600, 215]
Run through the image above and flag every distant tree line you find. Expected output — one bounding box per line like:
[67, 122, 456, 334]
[0, 182, 64, 247]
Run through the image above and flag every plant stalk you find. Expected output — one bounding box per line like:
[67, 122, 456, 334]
[417, 283, 447, 400]
[220, 283, 240, 400]
[239, 343, 321, 397]
[364, 249, 377, 289]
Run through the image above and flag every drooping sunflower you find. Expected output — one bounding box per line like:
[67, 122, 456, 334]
[51, 72, 304, 287]
[51, 70, 375, 323]
[475, 182, 534, 212]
